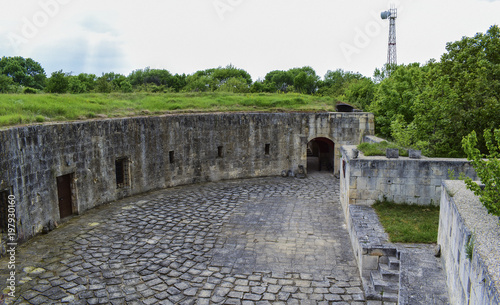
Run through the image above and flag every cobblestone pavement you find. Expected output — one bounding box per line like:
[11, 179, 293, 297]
[1, 172, 365, 304]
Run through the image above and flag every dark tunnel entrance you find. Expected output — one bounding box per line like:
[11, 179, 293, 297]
[307, 138, 335, 173]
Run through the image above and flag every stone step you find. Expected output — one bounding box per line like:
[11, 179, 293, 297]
[381, 292, 399, 302]
[388, 255, 400, 270]
[379, 262, 400, 281]
[371, 270, 399, 294]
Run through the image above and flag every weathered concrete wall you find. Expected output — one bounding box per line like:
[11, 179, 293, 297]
[0, 112, 374, 244]
[340, 145, 477, 206]
[438, 180, 500, 305]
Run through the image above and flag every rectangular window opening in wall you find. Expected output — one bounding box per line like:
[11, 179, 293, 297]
[218, 146, 223, 158]
[115, 157, 130, 188]
[0, 189, 11, 234]
[169, 151, 175, 164]
[265, 144, 270, 155]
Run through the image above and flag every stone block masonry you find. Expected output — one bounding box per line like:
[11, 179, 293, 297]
[340, 145, 477, 207]
[438, 180, 500, 305]
[0, 112, 374, 247]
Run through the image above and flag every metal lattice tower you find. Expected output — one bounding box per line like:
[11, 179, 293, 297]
[381, 6, 397, 66]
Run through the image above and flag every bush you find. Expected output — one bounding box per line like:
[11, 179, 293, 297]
[45, 70, 69, 93]
[23, 87, 38, 94]
[462, 129, 500, 217]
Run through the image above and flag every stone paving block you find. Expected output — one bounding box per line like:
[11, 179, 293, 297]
[0, 174, 367, 305]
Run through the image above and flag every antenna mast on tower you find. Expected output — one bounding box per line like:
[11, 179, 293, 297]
[381, 5, 397, 66]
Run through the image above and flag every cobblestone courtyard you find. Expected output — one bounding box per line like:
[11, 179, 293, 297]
[1, 173, 366, 304]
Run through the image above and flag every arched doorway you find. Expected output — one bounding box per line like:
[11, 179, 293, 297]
[307, 137, 335, 173]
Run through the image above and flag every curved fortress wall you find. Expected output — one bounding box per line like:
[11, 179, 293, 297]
[0, 112, 374, 242]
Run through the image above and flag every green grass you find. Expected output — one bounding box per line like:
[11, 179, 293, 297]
[372, 200, 440, 243]
[357, 141, 409, 157]
[0, 92, 337, 128]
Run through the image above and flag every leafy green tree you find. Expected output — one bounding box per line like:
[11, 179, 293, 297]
[462, 129, 500, 217]
[211, 64, 252, 86]
[183, 65, 251, 92]
[96, 74, 113, 93]
[368, 63, 425, 139]
[68, 73, 96, 94]
[0, 56, 46, 89]
[68, 76, 87, 93]
[45, 70, 69, 93]
[77, 73, 97, 92]
[264, 70, 293, 92]
[183, 74, 215, 92]
[119, 80, 133, 93]
[0, 74, 15, 93]
[293, 70, 319, 94]
[217, 76, 250, 93]
[129, 68, 173, 89]
[438, 25, 500, 154]
[171, 74, 187, 92]
[318, 69, 364, 97]
[384, 26, 500, 157]
[344, 77, 376, 110]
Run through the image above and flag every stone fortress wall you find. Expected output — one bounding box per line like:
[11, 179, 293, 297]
[0, 112, 374, 245]
[340, 142, 499, 304]
[439, 181, 500, 305]
[340, 143, 477, 208]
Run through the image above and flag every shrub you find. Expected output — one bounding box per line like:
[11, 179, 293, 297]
[462, 129, 500, 217]
[23, 87, 38, 94]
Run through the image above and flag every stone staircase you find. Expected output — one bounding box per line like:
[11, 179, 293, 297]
[347, 205, 403, 303]
[364, 248, 401, 302]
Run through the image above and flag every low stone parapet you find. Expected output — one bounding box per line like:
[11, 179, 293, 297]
[345, 204, 401, 302]
[438, 180, 500, 305]
[340, 145, 477, 206]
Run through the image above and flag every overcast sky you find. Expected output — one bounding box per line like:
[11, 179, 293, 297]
[1, 0, 499, 81]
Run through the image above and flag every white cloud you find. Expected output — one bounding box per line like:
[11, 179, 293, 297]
[1, 0, 499, 79]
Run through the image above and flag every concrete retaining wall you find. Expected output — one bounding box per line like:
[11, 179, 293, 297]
[340, 145, 477, 206]
[0, 112, 374, 245]
[438, 180, 500, 305]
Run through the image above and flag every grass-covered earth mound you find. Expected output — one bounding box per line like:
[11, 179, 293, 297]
[0, 92, 337, 127]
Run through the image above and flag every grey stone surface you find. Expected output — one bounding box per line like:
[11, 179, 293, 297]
[345, 192, 451, 304]
[0, 112, 375, 249]
[0, 173, 366, 304]
[398, 244, 450, 305]
[408, 149, 422, 159]
[439, 180, 500, 305]
[340, 145, 477, 206]
[385, 149, 399, 159]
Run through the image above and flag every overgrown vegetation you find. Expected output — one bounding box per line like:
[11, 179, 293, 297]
[370, 25, 500, 157]
[0, 92, 336, 127]
[462, 129, 500, 217]
[357, 141, 408, 157]
[0, 25, 498, 156]
[372, 200, 440, 243]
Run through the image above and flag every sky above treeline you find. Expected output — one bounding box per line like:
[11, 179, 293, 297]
[1, 0, 499, 81]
